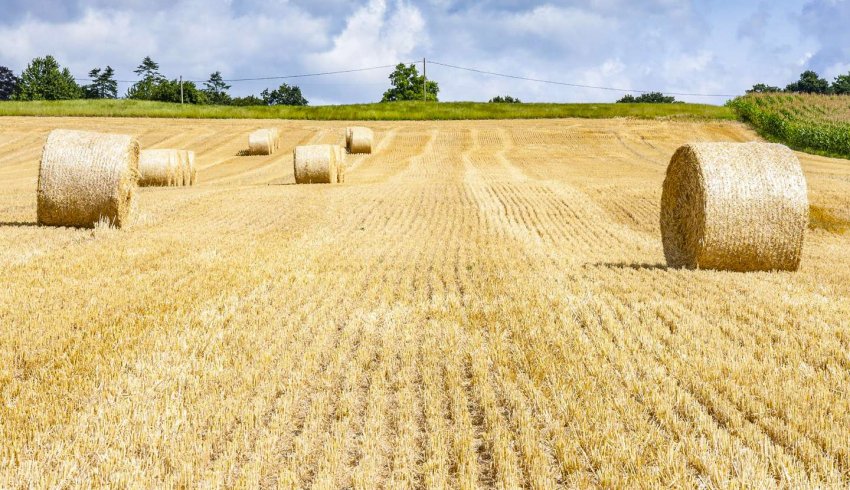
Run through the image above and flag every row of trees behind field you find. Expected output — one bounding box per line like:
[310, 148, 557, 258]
[0, 56, 310, 106]
[0, 55, 451, 105]
[749, 70, 850, 95]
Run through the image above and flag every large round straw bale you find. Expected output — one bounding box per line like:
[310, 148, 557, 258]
[187, 150, 197, 185]
[139, 149, 179, 187]
[346, 126, 373, 154]
[333, 145, 346, 183]
[249, 129, 273, 155]
[294, 145, 337, 184]
[660, 142, 808, 272]
[37, 129, 139, 229]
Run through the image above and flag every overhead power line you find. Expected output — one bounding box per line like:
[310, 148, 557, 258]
[427, 60, 739, 98]
[74, 61, 417, 84]
[71, 58, 739, 98]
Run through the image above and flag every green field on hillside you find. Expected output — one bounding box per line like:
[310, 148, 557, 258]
[0, 99, 734, 121]
[730, 93, 850, 159]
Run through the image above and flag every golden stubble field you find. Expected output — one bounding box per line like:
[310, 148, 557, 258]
[1, 116, 849, 488]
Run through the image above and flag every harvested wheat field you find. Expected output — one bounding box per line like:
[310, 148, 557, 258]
[1, 116, 850, 488]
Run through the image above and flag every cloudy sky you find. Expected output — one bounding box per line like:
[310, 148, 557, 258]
[0, 0, 847, 105]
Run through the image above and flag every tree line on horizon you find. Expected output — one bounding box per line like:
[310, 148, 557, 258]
[0, 56, 452, 106]
[749, 70, 850, 95]
[14, 55, 847, 105]
[0, 55, 309, 106]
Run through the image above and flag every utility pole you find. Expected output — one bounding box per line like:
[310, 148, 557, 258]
[422, 58, 427, 102]
[180, 76, 184, 104]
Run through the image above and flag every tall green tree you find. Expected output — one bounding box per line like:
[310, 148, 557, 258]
[127, 56, 165, 100]
[152, 79, 207, 104]
[261, 83, 308, 106]
[0, 66, 18, 100]
[832, 73, 850, 95]
[134, 56, 163, 81]
[785, 70, 831, 94]
[381, 63, 438, 102]
[203, 71, 231, 105]
[84, 66, 118, 99]
[14, 56, 82, 100]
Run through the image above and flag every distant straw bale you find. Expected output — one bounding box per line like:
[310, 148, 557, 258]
[249, 129, 274, 155]
[660, 142, 808, 272]
[139, 149, 179, 187]
[294, 145, 338, 184]
[346, 127, 373, 154]
[37, 129, 139, 229]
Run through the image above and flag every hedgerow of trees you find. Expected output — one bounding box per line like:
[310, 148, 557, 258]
[489, 95, 521, 103]
[748, 70, 850, 95]
[616, 92, 678, 103]
[0, 55, 312, 106]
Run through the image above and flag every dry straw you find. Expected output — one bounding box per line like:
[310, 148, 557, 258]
[346, 126, 373, 154]
[139, 149, 179, 187]
[176, 150, 188, 186]
[334, 145, 346, 183]
[37, 129, 140, 229]
[186, 150, 197, 185]
[660, 142, 808, 272]
[269, 128, 281, 151]
[294, 145, 338, 184]
[249, 129, 274, 155]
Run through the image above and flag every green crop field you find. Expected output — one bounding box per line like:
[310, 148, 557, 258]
[730, 93, 850, 159]
[0, 99, 734, 121]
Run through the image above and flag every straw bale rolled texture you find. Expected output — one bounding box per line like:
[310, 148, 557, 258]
[176, 150, 189, 186]
[346, 126, 373, 154]
[139, 149, 179, 187]
[294, 145, 337, 184]
[37, 129, 139, 229]
[660, 142, 808, 272]
[249, 129, 273, 155]
[187, 150, 197, 185]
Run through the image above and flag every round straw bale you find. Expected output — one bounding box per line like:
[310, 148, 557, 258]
[294, 145, 337, 184]
[187, 150, 197, 185]
[139, 149, 179, 187]
[37, 129, 139, 229]
[176, 150, 189, 186]
[249, 129, 273, 155]
[346, 126, 373, 154]
[660, 142, 808, 272]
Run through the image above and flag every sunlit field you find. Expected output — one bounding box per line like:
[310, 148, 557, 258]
[732, 93, 850, 158]
[1, 116, 849, 487]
